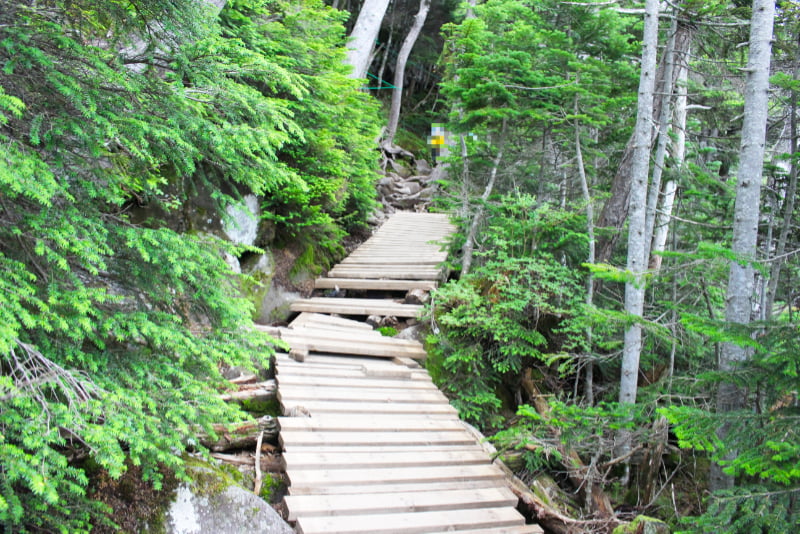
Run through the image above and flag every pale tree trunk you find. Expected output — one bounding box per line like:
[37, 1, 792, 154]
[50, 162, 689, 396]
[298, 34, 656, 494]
[710, 0, 775, 492]
[618, 1, 659, 478]
[461, 120, 507, 277]
[345, 0, 392, 80]
[575, 94, 596, 405]
[765, 43, 799, 319]
[384, 0, 430, 146]
[595, 20, 692, 262]
[650, 36, 691, 271]
[620, 0, 660, 408]
[644, 14, 678, 260]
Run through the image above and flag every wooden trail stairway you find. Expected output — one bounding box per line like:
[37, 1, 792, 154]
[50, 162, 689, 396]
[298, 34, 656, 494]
[272, 212, 543, 534]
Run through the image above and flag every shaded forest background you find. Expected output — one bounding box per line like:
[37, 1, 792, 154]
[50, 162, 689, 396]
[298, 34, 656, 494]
[1, 0, 799, 533]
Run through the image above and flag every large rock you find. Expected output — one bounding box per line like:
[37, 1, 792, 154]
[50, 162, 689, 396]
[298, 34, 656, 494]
[165, 482, 292, 534]
[223, 195, 260, 247]
[257, 284, 301, 323]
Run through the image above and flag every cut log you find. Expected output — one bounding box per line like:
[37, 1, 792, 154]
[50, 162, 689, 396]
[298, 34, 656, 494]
[202, 416, 279, 452]
[219, 380, 276, 403]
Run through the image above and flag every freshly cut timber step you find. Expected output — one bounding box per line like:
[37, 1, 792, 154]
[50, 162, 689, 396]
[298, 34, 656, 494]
[286, 464, 507, 491]
[281, 447, 491, 470]
[326, 267, 445, 280]
[289, 312, 374, 331]
[278, 415, 465, 432]
[279, 399, 459, 417]
[289, 297, 423, 317]
[283, 486, 518, 520]
[314, 277, 439, 291]
[294, 506, 526, 534]
[278, 329, 427, 360]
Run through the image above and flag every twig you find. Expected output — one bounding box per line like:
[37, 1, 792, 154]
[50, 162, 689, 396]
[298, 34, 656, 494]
[253, 430, 264, 496]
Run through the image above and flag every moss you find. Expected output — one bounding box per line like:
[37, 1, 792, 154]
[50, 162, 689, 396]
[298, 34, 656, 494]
[612, 515, 670, 534]
[241, 397, 281, 416]
[183, 455, 244, 497]
[289, 244, 323, 284]
[377, 326, 398, 337]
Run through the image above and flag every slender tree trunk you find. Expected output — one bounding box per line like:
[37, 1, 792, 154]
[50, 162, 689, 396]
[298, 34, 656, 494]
[650, 33, 692, 271]
[384, 0, 430, 145]
[644, 14, 678, 260]
[711, 0, 775, 492]
[620, 0, 660, 408]
[765, 44, 799, 319]
[575, 95, 596, 405]
[461, 121, 507, 277]
[595, 20, 692, 262]
[345, 0, 392, 80]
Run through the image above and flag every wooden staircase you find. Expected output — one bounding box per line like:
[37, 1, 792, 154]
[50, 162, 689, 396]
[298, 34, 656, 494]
[272, 212, 543, 534]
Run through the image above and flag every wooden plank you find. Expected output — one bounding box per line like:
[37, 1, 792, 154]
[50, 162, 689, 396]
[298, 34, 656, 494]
[290, 312, 374, 331]
[282, 448, 490, 470]
[284, 328, 422, 349]
[326, 270, 444, 281]
[277, 386, 449, 403]
[314, 278, 439, 291]
[288, 478, 502, 496]
[295, 506, 524, 534]
[276, 362, 428, 381]
[278, 415, 467, 432]
[279, 430, 476, 447]
[290, 298, 424, 317]
[276, 374, 438, 391]
[279, 400, 458, 417]
[287, 464, 506, 488]
[277, 353, 403, 368]
[279, 335, 427, 360]
[284, 487, 517, 520]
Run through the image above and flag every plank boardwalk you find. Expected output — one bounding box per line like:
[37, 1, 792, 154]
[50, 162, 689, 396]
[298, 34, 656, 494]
[274, 212, 543, 534]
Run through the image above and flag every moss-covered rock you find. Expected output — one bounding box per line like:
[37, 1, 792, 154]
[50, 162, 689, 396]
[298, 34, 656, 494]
[612, 515, 670, 534]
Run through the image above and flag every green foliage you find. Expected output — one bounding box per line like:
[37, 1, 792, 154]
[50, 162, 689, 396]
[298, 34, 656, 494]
[426, 195, 589, 426]
[0, 0, 380, 530]
[678, 487, 800, 534]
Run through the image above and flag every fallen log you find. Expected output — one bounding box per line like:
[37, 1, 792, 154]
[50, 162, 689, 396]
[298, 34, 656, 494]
[219, 380, 276, 403]
[210, 452, 284, 471]
[201, 416, 279, 452]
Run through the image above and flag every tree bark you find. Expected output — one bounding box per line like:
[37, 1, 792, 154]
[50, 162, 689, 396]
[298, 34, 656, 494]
[620, 0, 660, 408]
[711, 0, 776, 492]
[650, 26, 692, 271]
[595, 20, 693, 263]
[219, 380, 277, 403]
[384, 0, 430, 145]
[345, 0, 392, 80]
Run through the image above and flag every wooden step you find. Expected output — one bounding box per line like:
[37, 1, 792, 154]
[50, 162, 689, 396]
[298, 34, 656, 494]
[290, 312, 375, 331]
[277, 385, 450, 404]
[276, 375, 438, 391]
[281, 448, 490, 470]
[326, 268, 444, 280]
[295, 506, 525, 534]
[290, 297, 424, 317]
[289, 478, 503, 496]
[284, 487, 517, 521]
[279, 429, 477, 448]
[435, 526, 545, 534]
[315, 278, 439, 291]
[287, 464, 506, 490]
[279, 400, 458, 417]
[278, 415, 465, 432]
[279, 330, 427, 360]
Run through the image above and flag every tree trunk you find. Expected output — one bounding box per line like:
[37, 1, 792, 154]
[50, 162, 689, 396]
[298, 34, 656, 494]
[618, 0, 660, 479]
[461, 121, 507, 277]
[595, 20, 693, 262]
[643, 14, 678, 260]
[620, 0, 660, 408]
[650, 29, 692, 271]
[711, 0, 776, 492]
[575, 91, 596, 405]
[384, 0, 431, 145]
[345, 0, 391, 80]
[764, 39, 799, 319]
